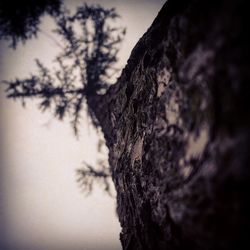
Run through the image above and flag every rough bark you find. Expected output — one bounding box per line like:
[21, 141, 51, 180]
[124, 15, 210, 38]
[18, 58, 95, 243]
[89, 0, 250, 249]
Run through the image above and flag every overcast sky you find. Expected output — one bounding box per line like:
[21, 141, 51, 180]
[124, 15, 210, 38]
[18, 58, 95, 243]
[0, 1, 166, 249]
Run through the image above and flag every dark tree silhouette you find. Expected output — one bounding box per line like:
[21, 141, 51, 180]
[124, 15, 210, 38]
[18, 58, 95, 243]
[2, 3, 126, 195]
[2, 1, 250, 248]
[0, 0, 62, 48]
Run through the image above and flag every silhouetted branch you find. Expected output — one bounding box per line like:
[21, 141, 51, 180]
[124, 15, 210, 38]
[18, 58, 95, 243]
[3, 3, 126, 136]
[76, 160, 112, 196]
[0, 0, 62, 48]
[2, 3, 125, 195]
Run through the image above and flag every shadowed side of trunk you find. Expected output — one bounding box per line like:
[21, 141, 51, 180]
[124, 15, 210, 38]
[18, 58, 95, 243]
[88, 0, 250, 249]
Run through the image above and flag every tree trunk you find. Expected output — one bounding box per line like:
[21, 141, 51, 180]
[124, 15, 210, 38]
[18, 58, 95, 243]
[89, 0, 250, 249]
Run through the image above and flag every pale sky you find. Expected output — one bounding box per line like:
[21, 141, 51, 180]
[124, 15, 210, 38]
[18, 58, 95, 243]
[0, 1, 166, 249]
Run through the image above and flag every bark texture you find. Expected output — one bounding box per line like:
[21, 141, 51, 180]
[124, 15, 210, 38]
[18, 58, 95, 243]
[91, 0, 250, 249]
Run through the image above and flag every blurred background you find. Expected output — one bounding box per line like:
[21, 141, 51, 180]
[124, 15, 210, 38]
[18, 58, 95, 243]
[0, 1, 165, 249]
